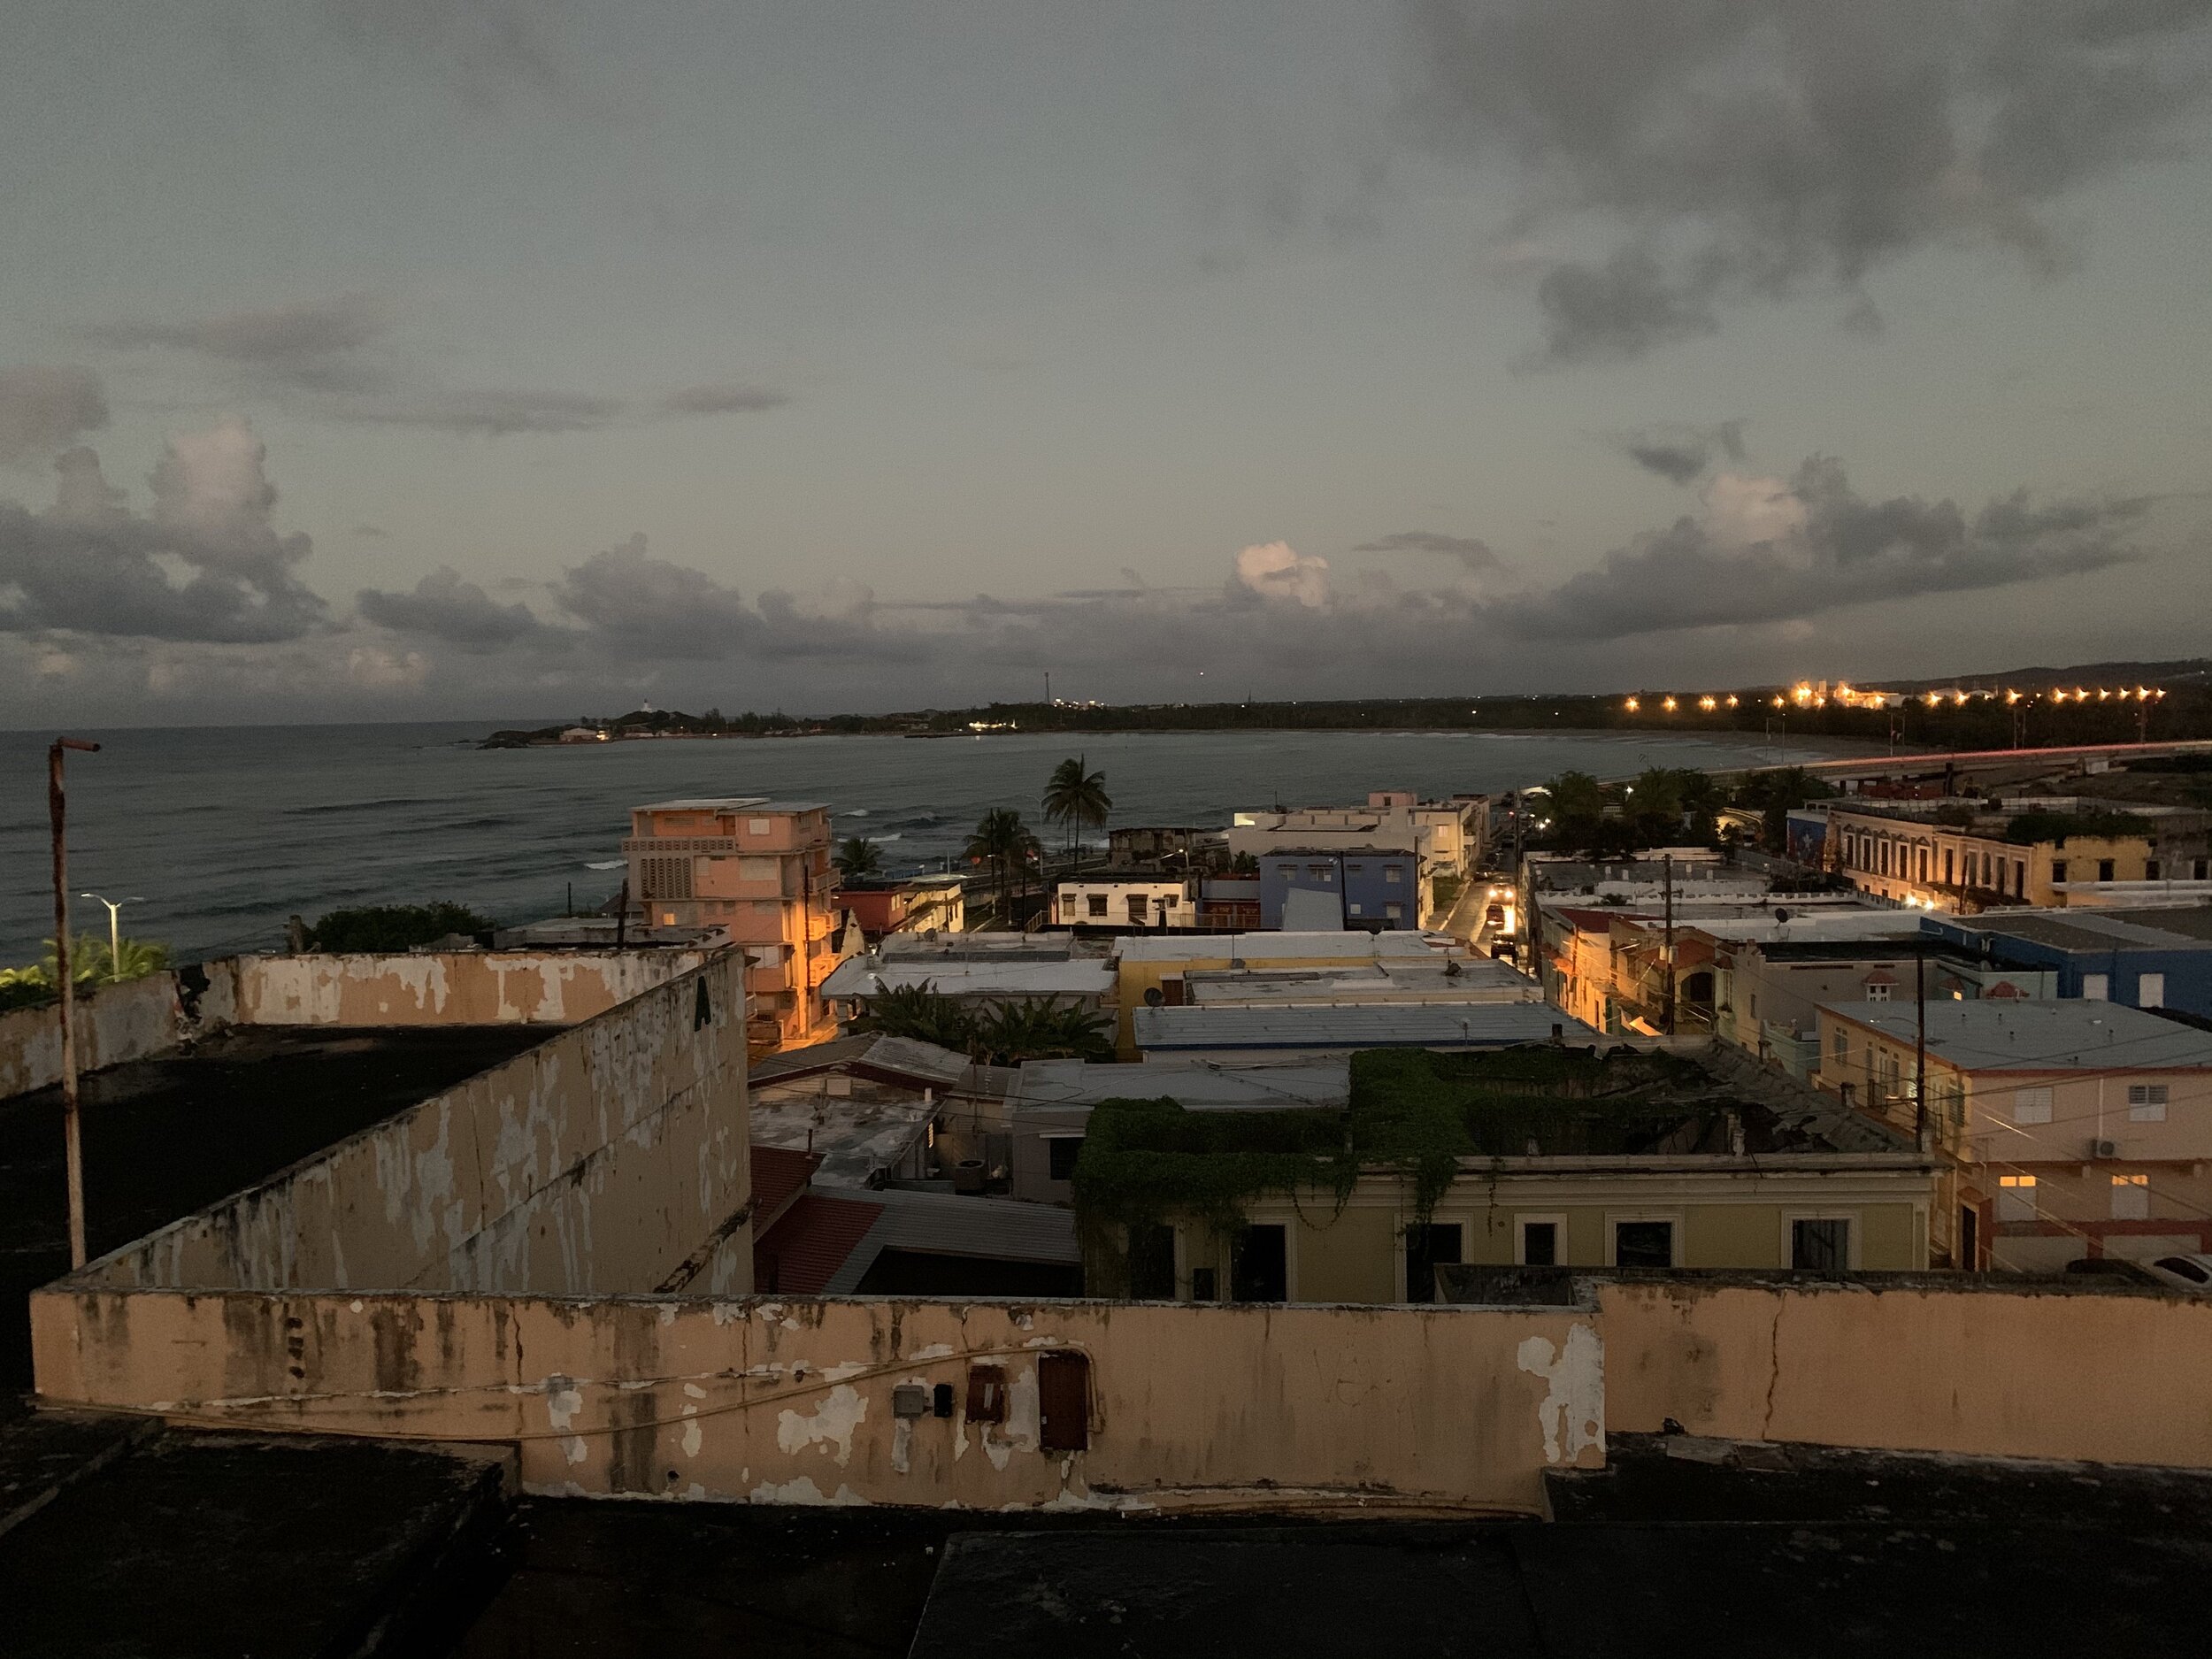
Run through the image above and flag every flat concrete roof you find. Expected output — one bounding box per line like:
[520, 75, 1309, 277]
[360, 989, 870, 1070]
[1115, 932, 1443, 963]
[1134, 1003, 1600, 1053]
[634, 796, 770, 811]
[1824, 998, 2212, 1071]
[821, 957, 1117, 1000]
[1010, 1056, 1352, 1110]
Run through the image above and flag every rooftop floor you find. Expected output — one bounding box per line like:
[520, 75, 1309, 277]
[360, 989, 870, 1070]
[0, 1024, 549, 1388]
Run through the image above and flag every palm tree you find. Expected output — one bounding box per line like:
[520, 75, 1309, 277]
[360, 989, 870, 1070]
[833, 836, 883, 883]
[965, 808, 1040, 926]
[972, 996, 1114, 1064]
[1042, 757, 1111, 863]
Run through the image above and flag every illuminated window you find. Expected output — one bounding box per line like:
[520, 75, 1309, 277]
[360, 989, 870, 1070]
[1865, 983, 1890, 1003]
[2128, 1084, 2169, 1122]
[2011, 1087, 2052, 1125]
[1997, 1175, 2037, 1221]
[2112, 1174, 2150, 1220]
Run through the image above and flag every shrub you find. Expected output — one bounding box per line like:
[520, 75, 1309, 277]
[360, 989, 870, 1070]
[306, 902, 497, 952]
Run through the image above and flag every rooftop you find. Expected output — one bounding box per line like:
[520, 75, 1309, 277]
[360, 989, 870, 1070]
[1009, 1056, 1352, 1110]
[820, 956, 1118, 1001]
[1824, 997, 2212, 1071]
[1133, 1002, 1598, 1052]
[632, 797, 831, 815]
[1114, 930, 1444, 963]
[755, 1187, 1081, 1296]
[1943, 903, 2212, 953]
[1181, 957, 1537, 1005]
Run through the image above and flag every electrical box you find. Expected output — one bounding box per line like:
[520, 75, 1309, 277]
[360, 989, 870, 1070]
[892, 1384, 927, 1419]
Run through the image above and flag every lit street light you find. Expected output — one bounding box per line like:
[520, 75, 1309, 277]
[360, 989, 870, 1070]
[81, 892, 146, 980]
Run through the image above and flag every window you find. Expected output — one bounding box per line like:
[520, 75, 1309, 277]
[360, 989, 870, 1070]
[1517, 1218, 1561, 1266]
[2014, 860, 2026, 896]
[1347, 902, 1363, 916]
[1087, 894, 1109, 918]
[1943, 849, 1955, 885]
[2011, 1087, 2053, 1125]
[1832, 1027, 1849, 1061]
[1385, 864, 1403, 884]
[1046, 1135, 1085, 1181]
[1384, 902, 1403, 921]
[1128, 1225, 1176, 1299]
[1792, 1217, 1851, 1272]
[2146, 860, 2162, 881]
[2196, 859, 2209, 882]
[1305, 863, 1333, 881]
[2128, 1083, 2170, 1122]
[1230, 1224, 1287, 1302]
[1189, 1266, 1217, 1301]
[2084, 973, 2109, 1001]
[1612, 1219, 1675, 1268]
[2097, 859, 2116, 883]
[1403, 1223, 1463, 1303]
[1865, 983, 1890, 1003]
[748, 818, 772, 835]
[1997, 1174, 2037, 1221]
[2051, 859, 2068, 885]
[2139, 972, 2166, 1009]
[1161, 894, 1179, 909]
[2154, 1256, 2210, 1284]
[2112, 1174, 2150, 1220]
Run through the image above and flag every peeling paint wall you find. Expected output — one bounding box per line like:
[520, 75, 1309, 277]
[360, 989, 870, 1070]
[30, 1292, 1599, 1514]
[207, 951, 709, 1028]
[1598, 1279, 2212, 1470]
[0, 972, 182, 1099]
[80, 953, 749, 1301]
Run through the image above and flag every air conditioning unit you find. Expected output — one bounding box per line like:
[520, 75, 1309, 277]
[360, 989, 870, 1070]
[2090, 1139, 2121, 1160]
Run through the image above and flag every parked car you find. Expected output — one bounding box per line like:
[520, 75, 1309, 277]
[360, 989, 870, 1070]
[1484, 903, 1506, 927]
[2063, 1257, 2160, 1286]
[2139, 1254, 2212, 1294]
[1490, 940, 1517, 961]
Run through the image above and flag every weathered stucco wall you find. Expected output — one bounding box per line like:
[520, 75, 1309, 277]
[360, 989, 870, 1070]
[30, 1291, 1602, 1515]
[81, 953, 750, 1300]
[204, 950, 710, 1028]
[1599, 1278, 2212, 1470]
[0, 972, 180, 1099]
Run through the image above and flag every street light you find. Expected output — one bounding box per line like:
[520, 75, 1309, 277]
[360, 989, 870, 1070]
[81, 892, 144, 979]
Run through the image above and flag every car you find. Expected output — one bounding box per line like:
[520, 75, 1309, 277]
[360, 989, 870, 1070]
[1490, 940, 1518, 961]
[2139, 1254, 2212, 1294]
[2063, 1257, 2161, 1286]
[1484, 903, 1505, 926]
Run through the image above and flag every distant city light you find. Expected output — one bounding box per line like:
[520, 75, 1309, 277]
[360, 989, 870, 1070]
[1662, 695, 1678, 711]
[1624, 696, 1640, 712]
[1698, 695, 1717, 711]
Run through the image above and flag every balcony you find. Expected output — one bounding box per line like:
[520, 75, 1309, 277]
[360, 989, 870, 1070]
[621, 836, 739, 855]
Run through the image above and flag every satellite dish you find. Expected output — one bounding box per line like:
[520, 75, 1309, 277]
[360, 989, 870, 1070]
[1143, 987, 1165, 1007]
[1774, 908, 1790, 925]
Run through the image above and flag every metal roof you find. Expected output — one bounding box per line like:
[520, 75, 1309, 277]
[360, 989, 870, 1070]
[1957, 907, 2212, 954]
[1823, 999, 2212, 1071]
[1114, 931, 1441, 963]
[1009, 1056, 1352, 1110]
[1182, 958, 1538, 1006]
[1133, 1003, 1601, 1053]
[749, 1033, 971, 1090]
[633, 796, 771, 812]
[819, 1189, 1081, 1294]
[819, 956, 1117, 1000]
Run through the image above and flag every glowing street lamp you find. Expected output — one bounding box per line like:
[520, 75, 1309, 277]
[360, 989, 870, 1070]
[80, 892, 144, 980]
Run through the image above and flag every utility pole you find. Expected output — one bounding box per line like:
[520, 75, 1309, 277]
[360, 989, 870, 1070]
[50, 736, 100, 1270]
[1662, 851, 1676, 1035]
[1914, 946, 1930, 1152]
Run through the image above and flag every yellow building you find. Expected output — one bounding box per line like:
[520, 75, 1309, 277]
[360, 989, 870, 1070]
[1077, 1047, 1935, 1302]
[1106, 931, 1452, 1058]
[1824, 803, 2185, 912]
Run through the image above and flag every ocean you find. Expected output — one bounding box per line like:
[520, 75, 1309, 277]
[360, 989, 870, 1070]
[0, 724, 1865, 963]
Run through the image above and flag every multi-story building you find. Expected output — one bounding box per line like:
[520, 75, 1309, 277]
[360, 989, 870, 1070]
[1822, 800, 2212, 914]
[625, 796, 841, 1049]
[1051, 872, 1196, 929]
[1258, 847, 1423, 931]
[1228, 793, 1488, 886]
[834, 877, 967, 942]
[1921, 906, 2212, 1018]
[1813, 997, 2212, 1271]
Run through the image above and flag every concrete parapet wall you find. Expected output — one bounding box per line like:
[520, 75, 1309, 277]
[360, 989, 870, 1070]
[29, 1292, 1601, 1515]
[206, 950, 710, 1028]
[79, 953, 749, 1300]
[1598, 1277, 2212, 1471]
[0, 972, 181, 1099]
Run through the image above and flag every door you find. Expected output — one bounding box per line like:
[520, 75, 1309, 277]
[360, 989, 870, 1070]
[1959, 1203, 1978, 1271]
[1231, 1224, 1288, 1302]
[1037, 1351, 1090, 1452]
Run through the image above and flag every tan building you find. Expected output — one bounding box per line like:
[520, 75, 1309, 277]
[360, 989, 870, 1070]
[1079, 1047, 1935, 1302]
[1108, 931, 1457, 1058]
[1228, 792, 1487, 886]
[1824, 801, 2212, 913]
[1814, 997, 2212, 1271]
[626, 796, 841, 1048]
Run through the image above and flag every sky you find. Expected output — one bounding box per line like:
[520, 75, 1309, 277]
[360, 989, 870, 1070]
[3, 0, 2210, 726]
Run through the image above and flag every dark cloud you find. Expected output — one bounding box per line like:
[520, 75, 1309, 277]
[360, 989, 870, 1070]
[336, 388, 626, 434]
[0, 366, 109, 466]
[1406, 0, 2212, 360]
[1351, 530, 1501, 570]
[660, 383, 793, 416]
[554, 534, 761, 658]
[0, 422, 327, 642]
[85, 293, 392, 392]
[357, 567, 544, 645]
[1615, 419, 1747, 484]
[1493, 457, 2149, 640]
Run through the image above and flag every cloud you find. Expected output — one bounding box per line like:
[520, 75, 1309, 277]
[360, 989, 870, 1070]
[660, 383, 793, 417]
[1614, 419, 1747, 484]
[351, 523, 389, 538]
[85, 293, 392, 392]
[1232, 541, 1333, 608]
[326, 0, 575, 110]
[554, 534, 760, 658]
[1492, 458, 2148, 640]
[335, 388, 626, 434]
[357, 566, 545, 645]
[1351, 530, 1502, 571]
[1404, 0, 2212, 360]
[0, 366, 110, 466]
[0, 419, 327, 642]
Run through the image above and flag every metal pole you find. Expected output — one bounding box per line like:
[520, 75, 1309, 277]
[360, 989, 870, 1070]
[1915, 947, 1930, 1152]
[50, 736, 100, 1270]
[1662, 852, 1675, 1035]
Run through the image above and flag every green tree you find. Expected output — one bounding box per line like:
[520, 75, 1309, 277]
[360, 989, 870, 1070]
[833, 836, 883, 882]
[306, 902, 497, 952]
[1042, 757, 1111, 860]
[972, 996, 1114, 1065]
[1539, 771, 1606, 846]
[856, 984, 976, 1050]
[965, 808, 1041, 926]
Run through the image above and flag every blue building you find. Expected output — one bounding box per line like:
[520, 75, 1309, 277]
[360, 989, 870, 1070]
[1257, 847, 1422, 931]
[1921, 908, 2212, 1018]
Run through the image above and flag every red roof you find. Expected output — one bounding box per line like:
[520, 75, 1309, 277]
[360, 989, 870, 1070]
[754, 1194, 883, 1295]
[749, 1144, 822, 1236]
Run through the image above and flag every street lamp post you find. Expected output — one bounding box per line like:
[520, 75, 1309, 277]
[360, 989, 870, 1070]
[80, 892, 144, 980]
[49, 736, 101, 1271]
